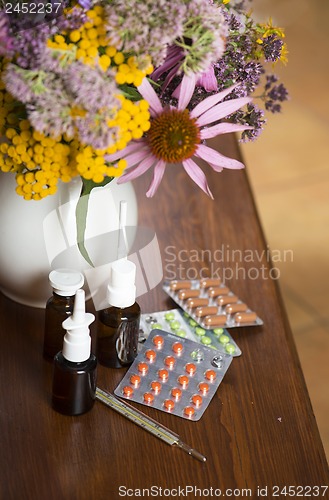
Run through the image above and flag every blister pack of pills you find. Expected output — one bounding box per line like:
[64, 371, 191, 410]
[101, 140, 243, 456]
[163, 279, 263, 330]
[140, 309, 241, 357]
[115, 329, 233, 421]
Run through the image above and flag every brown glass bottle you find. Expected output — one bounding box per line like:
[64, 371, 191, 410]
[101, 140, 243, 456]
[51, 289, 96, 416]
[52, 352, 97, 415]
[43, 293, 74, 361]
[43, 269, 84, 361]
[97, 302, 140, 368]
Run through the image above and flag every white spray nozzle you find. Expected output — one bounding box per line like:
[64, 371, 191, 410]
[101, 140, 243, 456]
[71, 289, 87, 324]
[62, 289, 95, 362]
[107, 259, 136, 308]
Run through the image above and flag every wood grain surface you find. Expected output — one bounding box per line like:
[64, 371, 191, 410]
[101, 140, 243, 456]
[1, 135, 328, 499]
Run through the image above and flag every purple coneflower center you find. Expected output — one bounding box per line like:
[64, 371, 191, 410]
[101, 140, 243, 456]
[147, 109, 200, 163]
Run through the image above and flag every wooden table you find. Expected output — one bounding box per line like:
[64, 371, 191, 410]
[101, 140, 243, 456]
[1, 136, 328, 499]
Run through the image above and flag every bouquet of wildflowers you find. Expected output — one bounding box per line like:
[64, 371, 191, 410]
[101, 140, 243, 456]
[0, 0, 288, 203]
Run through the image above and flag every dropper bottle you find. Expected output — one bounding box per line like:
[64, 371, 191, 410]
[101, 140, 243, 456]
[52, 289, 97, 415]
[97, 259, 140, 368]
[43, 269, 84, 361]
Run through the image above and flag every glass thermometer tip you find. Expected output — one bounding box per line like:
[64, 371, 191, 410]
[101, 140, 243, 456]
[96, 388, 206, 463]
[177, 440, 207, 462]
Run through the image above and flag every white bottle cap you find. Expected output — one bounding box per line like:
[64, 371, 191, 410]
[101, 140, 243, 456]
[49, 269, 84, 297]
[107, 259, 136, 308]
[62, 289, 95, 363]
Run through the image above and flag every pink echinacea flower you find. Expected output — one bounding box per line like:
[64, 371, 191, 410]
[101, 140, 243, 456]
[106, 75, 253, 199]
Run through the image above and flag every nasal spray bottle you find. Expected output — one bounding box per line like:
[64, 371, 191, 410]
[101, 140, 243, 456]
[43, 269, 84, 361]
[97, 201, 141, 368]
[52, 289, 97, 415]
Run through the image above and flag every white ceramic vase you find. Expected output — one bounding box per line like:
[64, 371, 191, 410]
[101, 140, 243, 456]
[0, 172, 138, 308]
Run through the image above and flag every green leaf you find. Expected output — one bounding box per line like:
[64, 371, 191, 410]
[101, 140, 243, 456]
[119, 84, 142, 101]
[75, 176, 114, 267]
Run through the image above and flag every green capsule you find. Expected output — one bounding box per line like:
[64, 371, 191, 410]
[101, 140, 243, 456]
[175, 329, 187, 338]
[195, 326, 206, 337]
[189, 319, 198, 327]
[164, 312, 175, 322]
[170, 320, 181, 330]
[219, 334, 230, 345]
[152, 323, 163, 330]
[201, 336, 212, 345]
[225, 343, 236, 355]
[213, 328, 224, 337]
